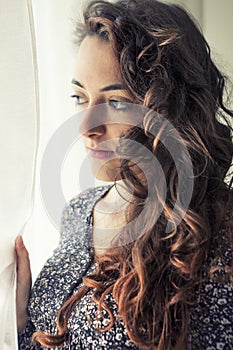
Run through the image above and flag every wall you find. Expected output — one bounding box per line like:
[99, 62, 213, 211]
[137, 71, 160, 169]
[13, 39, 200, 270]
[203, 0, 233, 108]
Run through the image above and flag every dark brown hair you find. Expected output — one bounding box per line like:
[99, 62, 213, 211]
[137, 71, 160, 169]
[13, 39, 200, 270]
[33, 0, 233, 349]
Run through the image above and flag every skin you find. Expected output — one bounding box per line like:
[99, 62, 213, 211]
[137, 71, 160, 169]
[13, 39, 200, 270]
[16, 35, 136, 331]
[15, 235, 31, 333]
[71, 35, 136, 182]
[72, 35, 138, 254]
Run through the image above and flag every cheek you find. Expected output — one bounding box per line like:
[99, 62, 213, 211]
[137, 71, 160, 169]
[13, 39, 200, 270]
[109, 124, 132, 138]
[89, 157, 122, 182]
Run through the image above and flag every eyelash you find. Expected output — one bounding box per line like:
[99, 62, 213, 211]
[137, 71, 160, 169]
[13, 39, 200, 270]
[109, 100, 130, 112]
[70, 94, 87, 106]
[70, 95, 130, 112]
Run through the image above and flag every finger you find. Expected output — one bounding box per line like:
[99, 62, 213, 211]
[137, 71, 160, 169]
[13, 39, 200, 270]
[15, 235, 27, 254]
[15, 235, 31, 282]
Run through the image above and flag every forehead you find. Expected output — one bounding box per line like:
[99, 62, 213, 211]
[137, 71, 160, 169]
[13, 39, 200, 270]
[73, 35, 123, 89]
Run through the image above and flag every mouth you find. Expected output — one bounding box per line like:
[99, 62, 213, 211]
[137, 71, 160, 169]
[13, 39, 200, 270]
[87, 147, 115, 160]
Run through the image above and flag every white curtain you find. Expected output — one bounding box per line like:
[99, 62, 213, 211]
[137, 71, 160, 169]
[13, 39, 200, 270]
[0, 0, 39, 348]
[0, 1, 232, 349]
[0, 0, 84, 348]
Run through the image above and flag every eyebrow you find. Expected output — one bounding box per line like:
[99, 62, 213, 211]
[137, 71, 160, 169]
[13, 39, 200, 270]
[71, 79, 126, 92]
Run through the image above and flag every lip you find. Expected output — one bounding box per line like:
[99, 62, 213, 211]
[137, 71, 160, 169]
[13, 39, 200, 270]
[87, 147, 115, 159]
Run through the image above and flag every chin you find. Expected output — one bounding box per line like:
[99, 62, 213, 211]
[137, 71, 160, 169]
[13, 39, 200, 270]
[90, 160, 121, 182]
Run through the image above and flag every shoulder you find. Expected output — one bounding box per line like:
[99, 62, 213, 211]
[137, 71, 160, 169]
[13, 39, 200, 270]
[59, 184, 113, 241]
[61, 184, 113, 219]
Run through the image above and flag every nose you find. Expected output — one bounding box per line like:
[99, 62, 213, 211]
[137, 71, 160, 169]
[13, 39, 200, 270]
[83, 124, 106, 138]
[79, 104, 106, 138]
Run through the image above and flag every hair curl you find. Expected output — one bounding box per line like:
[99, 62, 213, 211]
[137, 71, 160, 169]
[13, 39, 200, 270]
[33, 0, 233, 349]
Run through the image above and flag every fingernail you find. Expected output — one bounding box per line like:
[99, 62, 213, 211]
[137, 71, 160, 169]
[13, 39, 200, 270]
[16, 235, 24, 248]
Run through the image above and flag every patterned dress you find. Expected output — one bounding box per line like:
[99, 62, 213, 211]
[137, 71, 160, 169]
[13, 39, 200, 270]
[18, 185, 233, 349]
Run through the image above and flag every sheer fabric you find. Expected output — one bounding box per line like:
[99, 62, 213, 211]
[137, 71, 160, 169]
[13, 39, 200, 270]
[0, 0, 39, 348]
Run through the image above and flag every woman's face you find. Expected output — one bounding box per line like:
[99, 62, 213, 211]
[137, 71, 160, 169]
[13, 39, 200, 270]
[71, 35, 136, 181]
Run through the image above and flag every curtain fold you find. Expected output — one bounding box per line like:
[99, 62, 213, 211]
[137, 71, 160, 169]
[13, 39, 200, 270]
[0, 0, 39, 348]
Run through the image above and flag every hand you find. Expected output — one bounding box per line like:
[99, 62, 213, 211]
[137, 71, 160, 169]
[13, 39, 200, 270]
[15, 235, 32, 333]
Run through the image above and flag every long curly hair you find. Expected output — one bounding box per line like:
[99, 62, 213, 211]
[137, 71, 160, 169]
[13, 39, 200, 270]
[33, 0, 233, 349]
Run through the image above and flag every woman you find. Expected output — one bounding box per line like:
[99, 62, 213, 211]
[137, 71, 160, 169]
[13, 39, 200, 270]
[16, 0, 233, 349]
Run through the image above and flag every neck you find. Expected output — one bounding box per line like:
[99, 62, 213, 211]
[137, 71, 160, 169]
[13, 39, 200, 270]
[97, 179, 133, 213]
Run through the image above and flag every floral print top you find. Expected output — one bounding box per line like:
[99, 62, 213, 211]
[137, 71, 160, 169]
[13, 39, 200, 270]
[18, 185, 233, 349]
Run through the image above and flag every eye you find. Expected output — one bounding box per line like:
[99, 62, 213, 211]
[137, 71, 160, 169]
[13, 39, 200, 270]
[70, 94, 87, 106]
[109, 100, 130, 111]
